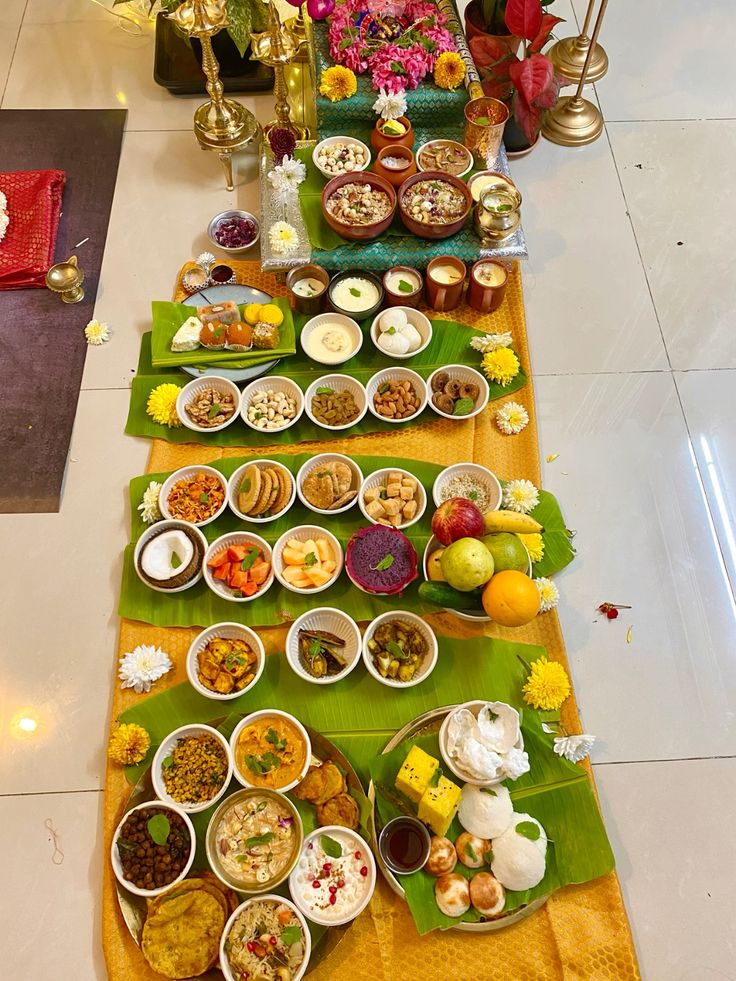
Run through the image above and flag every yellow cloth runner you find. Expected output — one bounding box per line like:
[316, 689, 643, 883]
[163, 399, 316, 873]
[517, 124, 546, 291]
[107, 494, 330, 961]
[102, 262, 640, 981]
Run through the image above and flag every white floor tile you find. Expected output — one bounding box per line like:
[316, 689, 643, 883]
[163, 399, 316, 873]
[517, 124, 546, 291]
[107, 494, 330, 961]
[0, 0, 26, 103]
[0, 791, 105, 981]
[595, 757, 736, 981]
[0, 390, 148, 794]
[608, 120, 736, 370]
[535, 371, 736, 761]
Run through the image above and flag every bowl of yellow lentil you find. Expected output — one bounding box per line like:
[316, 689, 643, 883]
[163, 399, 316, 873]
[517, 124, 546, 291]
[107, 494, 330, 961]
[152, 724, 233, 814]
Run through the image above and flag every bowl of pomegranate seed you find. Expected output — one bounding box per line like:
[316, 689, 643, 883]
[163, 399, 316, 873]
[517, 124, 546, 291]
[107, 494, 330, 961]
[208, 210, 261, 253]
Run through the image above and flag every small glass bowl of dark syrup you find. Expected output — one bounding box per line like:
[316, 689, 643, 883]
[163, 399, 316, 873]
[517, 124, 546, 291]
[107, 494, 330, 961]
[378, 816, 431, 875]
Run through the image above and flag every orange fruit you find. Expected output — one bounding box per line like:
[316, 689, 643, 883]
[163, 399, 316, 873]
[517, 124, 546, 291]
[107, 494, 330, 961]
[482, 570, 540, 627]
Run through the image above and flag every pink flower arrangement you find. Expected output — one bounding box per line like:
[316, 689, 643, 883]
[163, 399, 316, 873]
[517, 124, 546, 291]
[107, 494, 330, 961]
[327, 0, 456, 93]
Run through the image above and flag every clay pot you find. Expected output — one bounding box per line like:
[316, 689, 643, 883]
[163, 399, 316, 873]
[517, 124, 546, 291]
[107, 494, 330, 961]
[371, 117, 414, 154]
[373, 145, 417, 188]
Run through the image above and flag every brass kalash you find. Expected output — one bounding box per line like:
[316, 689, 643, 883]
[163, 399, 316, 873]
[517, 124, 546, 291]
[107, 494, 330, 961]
[168, 0, 261, 191]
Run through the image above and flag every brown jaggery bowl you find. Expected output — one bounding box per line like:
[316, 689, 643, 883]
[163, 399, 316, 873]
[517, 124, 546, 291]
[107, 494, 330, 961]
[321, 171, 397, 242]
[397, 170, 473, 240]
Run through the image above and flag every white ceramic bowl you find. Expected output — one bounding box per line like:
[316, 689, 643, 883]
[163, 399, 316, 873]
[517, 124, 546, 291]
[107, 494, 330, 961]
[186, 622, 266, 701]
[365, 367, 428, 425]
[422, 534, 491, 623]
[370, 306, 432, 360]
[416, 139, 473, 179]
[227, 458, 296, 524]
[426, 364, 490, 422]
[431, 462, 502, 511]
[304, 374, 368, 432]
[240, 375, 304, 434]
[229, 709, 312, 792]
[289, 826, 376, 926]
[175, 375, 241, 434]
[220, 894, 312, 981]
[273, 524, 344, 595]
[285, 607, 362, 685]
[296, 453, 364, 516]
[203, 532, 274, 603]
[159, 465, 229, 527]
[312, 135, 372, 179]
[133, 519, 208, 594]
[110, 800, 196, 898]
[300, 313, 363, 366]
[361, 611, 438, 689]
[358, 467, 427, 530]
[151, 724, 233, 814]
[439, 699, 525, 787]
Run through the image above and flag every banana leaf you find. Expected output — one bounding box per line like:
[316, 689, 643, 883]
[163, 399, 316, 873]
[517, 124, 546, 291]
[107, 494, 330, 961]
[529, 489, 576, 579]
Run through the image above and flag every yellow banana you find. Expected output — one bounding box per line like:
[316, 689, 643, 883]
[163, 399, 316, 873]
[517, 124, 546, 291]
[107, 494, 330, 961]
[483, 509, 544, 534]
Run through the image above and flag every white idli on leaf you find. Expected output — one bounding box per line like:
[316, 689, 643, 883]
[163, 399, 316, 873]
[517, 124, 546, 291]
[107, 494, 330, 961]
[490, 812, 548, 892]
[458, 783, 514, 839]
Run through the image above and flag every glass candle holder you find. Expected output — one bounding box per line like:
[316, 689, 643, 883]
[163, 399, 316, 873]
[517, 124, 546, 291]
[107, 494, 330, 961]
[463, 97, 510, 169]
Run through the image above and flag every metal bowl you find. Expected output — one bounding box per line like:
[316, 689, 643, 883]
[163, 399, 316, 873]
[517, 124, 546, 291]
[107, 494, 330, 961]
[207, 210, 261, 253]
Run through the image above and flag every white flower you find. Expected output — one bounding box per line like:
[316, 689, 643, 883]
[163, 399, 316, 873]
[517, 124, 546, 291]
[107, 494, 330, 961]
[118, 644, 173, 694]
[268, 156, 307, 205]
[535, 576, 559, 613]
[84, 319, 111, 345]
[503, 478, 539, 514]
[196, 251, 215, 271]
[269, 221, 299, 254]
[470, 331, 513, 353]
[372, 88, 407, 120]
[496, 400, 529, 435]
[137, 480, 162, 524]
[553, 734, 596, 763]
[0, 192, 8, 244]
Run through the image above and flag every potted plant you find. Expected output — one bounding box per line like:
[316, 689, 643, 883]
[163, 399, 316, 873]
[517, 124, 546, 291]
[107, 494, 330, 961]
[465, 0, 557, 67]
[473, 0, 562, 154]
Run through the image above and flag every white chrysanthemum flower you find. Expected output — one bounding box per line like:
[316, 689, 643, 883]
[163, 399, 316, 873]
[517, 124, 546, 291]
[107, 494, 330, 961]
[137, 480, 162, 524]
[535, 576, 559, 613]
[269, 221, 299, 254]
[84, 319, 111, 345]
[553, 734, 596, 763]
[503, 478, 539, 514]
[0, 191, 8, 243]
[118, 644, 173, 694]
[268, 156, 306, 204]
[496, 400, 529, 435]
[372, 88, 407, 120]
[470, 331, 513, 353]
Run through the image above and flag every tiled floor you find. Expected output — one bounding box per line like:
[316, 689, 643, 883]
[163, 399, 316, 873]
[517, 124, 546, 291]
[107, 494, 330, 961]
[1, 1, 735, 978]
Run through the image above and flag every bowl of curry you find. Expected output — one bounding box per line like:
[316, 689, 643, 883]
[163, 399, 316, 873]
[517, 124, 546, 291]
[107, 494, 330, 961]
[230, 709, 312, 793]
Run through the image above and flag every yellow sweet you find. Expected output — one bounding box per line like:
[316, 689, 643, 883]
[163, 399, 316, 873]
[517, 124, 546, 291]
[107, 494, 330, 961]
[244, 303, 263, 325]
[258, 303, 284, 327]
[418, 775, 462, 837]
[395, 745, 439, 805]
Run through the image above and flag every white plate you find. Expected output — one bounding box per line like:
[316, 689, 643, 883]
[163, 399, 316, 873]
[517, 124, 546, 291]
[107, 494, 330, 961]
[426, 364, 490, 421]
[175, 375, 241, 434]
[151, 724, 233, 813]
[202, 532, 274, 603]
[358, 467, 427, 530]
[369, 307, 432, 359]
[365, 367, 428, 424]
[362, 611, 438, 689]
[240, 375, 304, 434]
[227, 459, 296, 523]
[158, 465, 229, 527]
[285, 608, 362, 685]
[186, 622, 266, 700]
[273, 525, 343, 595]
[296, 453, 363, 515]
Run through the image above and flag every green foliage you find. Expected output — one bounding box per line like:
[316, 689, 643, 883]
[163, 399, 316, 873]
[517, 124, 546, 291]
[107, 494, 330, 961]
[477, 0, 555, 33]
[140, 0, 268, 56]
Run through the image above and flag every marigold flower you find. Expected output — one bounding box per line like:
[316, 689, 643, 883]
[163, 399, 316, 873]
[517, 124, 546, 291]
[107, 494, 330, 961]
[146, 383, 182, 428]
[434, 51, 466, 90]
[522, 656, 571, 711]
[107, 722, 151, 765]
[518, 532, 544, 563]
[319, 66, 357, 102]
[481, 347, 520, 386]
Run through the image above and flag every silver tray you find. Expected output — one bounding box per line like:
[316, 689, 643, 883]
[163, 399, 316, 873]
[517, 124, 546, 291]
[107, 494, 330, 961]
[367, 705, 548, 933]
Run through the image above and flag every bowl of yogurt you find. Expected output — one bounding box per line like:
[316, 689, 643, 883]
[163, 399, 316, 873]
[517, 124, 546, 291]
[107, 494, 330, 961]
[289, 826, 376, 926]
[328, 269, 384, 320]
[300, 313, 363, 366]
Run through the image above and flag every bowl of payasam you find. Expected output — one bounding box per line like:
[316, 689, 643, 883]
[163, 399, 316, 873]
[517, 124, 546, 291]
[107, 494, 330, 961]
[328, 269, 385, 319]
[416, 139, 472, 179]
[383, 266, 423, 308]
[322, 172, 397, 242]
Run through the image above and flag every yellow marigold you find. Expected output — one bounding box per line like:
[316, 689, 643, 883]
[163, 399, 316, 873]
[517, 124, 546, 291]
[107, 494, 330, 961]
[434, 51, 466, 90]
[107, 722, 151, 765]
[522, 656, 571, 711]
[146, 383, 182, 428]
[518, 532, 545, 563]
[319, 66, 357, 103]
[481, 347, 520, 386]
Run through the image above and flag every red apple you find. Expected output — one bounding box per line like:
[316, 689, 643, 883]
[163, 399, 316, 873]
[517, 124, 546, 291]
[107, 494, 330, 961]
[431, 497, 485, 545]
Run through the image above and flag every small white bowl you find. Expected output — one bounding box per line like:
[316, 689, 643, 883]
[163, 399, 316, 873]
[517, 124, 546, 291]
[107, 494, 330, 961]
[220, 894, 312, 981]
[186, 622, 266, 701]
[426, 364, 490, 422]
[304, 374, 368, 432]
[370, 306, 432, 360]
[362, 611, 438, 689]
[175, 376, 241, 434]
[111, 800, 196, 898]
[133, 519, 207, 594]
[151, 724, 233, 814]
[431, 462, 502, 511]
[228, 458, 296, 523]
[439, 699, 525, 787]
[273, 525, 344, 595]
[422, 535, 491, 623]
[358, 467, 427, 530]
[296, 453, 364, 516]
[159, 465, 229, 527]
[365, 367, 428, 425]
[289, 826, 376, 926]
[203, 532, 274, 603]
[416, 139, 473, 178]
[240, 375, 304, 434]
[312, 135, 372, 180]
[230, 709, 312, 792]
[285, 607, 362, 686]
[300, 313, 363, 366]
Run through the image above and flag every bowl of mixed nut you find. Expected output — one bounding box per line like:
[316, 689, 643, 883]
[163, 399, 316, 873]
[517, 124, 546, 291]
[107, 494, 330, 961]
[313, 136, 371, 179]
[322, 172, 397, 241]
[240, 376, 304, 434]
[365, 367, 427, 425]
[304, 373, 368, 432]
[176, 376, 241, 434]
[151, 723, 234, 814]
[398, 169, 472, 240]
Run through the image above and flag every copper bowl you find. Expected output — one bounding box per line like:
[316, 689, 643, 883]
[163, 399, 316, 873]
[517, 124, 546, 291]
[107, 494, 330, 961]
[322, 171, 397, 242]
[373, 145, 417, 189]
[397, 170, 473, 240]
